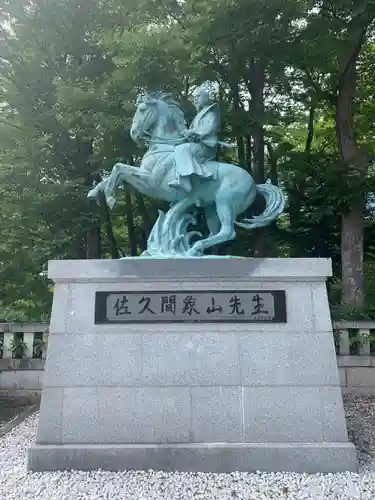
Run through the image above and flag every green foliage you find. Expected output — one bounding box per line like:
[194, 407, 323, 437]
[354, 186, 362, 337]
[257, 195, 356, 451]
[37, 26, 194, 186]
[331, 303, 375, 321]
[10, 335, 27, 359]
[0, 301, 50, 323]
[33, 336, 48, 358]
[0, 0, 375, 318]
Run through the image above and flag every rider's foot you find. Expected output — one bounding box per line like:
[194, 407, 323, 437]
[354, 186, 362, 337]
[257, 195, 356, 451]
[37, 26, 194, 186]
[169, 177, 192, 193]
[168, 180, 181, 189]
[168, 180, 192, 193]
[87, 187, 99, 200]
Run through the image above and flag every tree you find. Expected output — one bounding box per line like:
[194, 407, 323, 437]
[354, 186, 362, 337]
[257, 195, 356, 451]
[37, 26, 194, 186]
[0, 0, 138, 315]
[2, 0, 375, 319]
[287, 0, 375, 306]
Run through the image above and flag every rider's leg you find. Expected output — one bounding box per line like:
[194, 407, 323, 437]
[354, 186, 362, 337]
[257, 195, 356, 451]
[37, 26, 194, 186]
[170, 143, 198, 193]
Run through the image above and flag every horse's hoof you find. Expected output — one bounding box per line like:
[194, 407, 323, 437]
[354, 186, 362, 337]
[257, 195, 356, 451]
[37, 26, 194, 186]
[106, 196, 116, 210]
[186, 245, 203, 257]
[87, 188, 98, 200]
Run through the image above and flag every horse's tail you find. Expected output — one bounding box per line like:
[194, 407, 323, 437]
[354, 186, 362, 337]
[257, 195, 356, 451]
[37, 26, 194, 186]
[235, 183, 285, 230]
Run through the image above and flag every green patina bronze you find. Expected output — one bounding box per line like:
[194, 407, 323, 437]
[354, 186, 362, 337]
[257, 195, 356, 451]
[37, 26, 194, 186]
[88, 84, 284, 257]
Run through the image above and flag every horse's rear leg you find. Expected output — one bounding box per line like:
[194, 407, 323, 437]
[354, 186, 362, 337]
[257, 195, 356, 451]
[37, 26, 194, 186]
[188, 191, 236, 255]
[204, 204, 221, 236]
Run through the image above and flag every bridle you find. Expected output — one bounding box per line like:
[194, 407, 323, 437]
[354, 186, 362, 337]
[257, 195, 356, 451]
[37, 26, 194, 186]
[136, 100, 186, 146]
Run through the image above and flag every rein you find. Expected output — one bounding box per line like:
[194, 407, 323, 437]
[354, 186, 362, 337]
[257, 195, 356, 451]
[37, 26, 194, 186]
[143, 130, 185, 146]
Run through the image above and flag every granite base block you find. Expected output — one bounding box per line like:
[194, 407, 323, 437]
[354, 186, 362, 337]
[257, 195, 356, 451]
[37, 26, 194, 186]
[28, 442, 358, 474]
[29, 258, 356, 473]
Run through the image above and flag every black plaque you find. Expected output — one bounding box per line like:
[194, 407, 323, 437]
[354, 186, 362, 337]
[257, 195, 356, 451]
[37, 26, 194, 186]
[95, 290, 287, 324]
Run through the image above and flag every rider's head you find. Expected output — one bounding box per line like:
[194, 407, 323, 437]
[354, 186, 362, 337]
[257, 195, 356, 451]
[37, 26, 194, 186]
[192, 86, 210, 110]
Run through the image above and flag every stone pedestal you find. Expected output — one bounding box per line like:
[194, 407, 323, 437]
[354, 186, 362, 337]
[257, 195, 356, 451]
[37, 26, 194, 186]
[28, 258, 357, 473]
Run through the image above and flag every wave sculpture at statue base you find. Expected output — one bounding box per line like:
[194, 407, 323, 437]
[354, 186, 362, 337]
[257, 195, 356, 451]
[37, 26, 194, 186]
[141, 207, 202, 258]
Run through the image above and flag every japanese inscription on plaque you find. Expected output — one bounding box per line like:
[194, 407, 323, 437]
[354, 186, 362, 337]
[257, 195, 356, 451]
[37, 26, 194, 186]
[95, 290, 287, 324]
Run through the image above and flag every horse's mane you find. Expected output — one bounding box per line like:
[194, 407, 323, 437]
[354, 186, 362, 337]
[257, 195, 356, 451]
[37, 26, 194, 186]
[137, 91, 186, 130]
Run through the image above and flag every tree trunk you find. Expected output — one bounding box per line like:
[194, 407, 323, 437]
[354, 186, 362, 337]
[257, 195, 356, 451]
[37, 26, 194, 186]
[249, 59, 266, 257]
[245, 136, 252, 173]
[135, 194, 152, 233]
[99, 190, 119, 259]
[341, 205, 365, 306]
[288, 105, 315, 257]
[135, 194, 152, 252]
[232, 84, 245, 166]
[79, 140, 102, 259]
[251, 59, 265, 184]
[125, 190, 138, 256]
[335, 25, 369, 307]
[86, 222, 101, 259]
[266, 143, 278, 186]
[237, 135, 245, 167]
[72, 233, 86, 259]
[305, 105, 315, 155]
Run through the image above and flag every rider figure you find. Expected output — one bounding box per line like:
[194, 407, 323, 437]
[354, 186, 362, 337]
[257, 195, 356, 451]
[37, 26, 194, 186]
[169, 85, 220, 193]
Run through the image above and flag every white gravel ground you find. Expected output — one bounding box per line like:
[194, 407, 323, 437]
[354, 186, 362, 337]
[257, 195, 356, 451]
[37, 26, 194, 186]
[1, 396, 375, 500]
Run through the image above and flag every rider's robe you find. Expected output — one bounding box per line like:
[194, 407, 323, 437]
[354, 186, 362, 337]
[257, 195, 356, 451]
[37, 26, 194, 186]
[174, 103, 220, 180]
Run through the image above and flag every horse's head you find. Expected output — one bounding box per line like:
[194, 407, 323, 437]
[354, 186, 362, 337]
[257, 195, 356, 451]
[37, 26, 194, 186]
[130, 91, 186, 144]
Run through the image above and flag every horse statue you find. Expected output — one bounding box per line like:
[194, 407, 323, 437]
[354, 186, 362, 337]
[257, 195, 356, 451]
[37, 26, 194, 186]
[87, 90, 284, 257]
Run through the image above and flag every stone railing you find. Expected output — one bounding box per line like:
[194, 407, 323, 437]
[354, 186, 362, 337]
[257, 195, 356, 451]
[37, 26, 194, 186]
[0, 323, 49, 361]
[0, 323, 48, 395]
[1, 321, 375, 394]
[334, 321, 375, 394]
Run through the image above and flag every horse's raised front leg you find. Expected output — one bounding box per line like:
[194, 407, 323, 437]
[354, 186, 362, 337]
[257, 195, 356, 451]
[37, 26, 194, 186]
[87, 163, 131, 208]
[102, 162, 132, 209]
[105, 163, 158, 209]
[88, 162, 173, 211]
[87, 178, 108, 202]
[87, 162, 150, 209]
